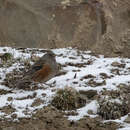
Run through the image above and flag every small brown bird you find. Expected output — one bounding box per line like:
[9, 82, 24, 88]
[16, 51, 60, 89]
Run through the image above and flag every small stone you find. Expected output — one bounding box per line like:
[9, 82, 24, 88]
[117, 83, 127, 89]
[79, 90, 97, 99]
[111, 62, 120, 67]
[100, 73, 110, 79]
[82, 74, 96, 79]
[87, 79, 106, 87]
[11, 113, 17, 119]
[1, 105, 16, 115]
[7, 97, 13, 101]
[31, 98, 44, 107]
[3, 48, 7, 52]
[124, 115, 130, 123]
[87, 109, 94, 115]
[32, 92, 37, 98]
[42, 93, 47, 97]
[111, 62, 125, 68]
[65, 111, 78, 116]
[111, 69, 120, 75]
[51, 89, 56, 92]
[73, 81, 78, 84]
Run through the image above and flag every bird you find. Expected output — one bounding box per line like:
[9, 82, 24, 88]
[16, 51, 60, 89]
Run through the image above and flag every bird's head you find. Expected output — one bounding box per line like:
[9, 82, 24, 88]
[42, 51, 56, 60]
[45, 51, 55, 57]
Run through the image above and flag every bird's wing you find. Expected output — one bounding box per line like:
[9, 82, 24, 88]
[25, 64, 43, 76]
[32, 64, 52, 82]
[31, 64, 43, 71]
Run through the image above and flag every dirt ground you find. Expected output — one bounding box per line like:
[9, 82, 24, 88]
[0, 106, 120, 130]
[0, 47, 129, 130]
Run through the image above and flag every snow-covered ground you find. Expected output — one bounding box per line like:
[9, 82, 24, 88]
[0, 47, 129, 129]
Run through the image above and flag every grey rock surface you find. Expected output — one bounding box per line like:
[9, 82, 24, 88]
[0, 0, 101, 50]
[0, 0, 130, 57]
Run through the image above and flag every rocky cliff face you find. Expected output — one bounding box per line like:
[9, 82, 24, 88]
[0, 0, 129, 57]
[93, 0, 130, 57]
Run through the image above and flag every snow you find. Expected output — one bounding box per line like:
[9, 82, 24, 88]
[0, 47, 130, 129]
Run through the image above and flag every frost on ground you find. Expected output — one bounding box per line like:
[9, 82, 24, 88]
[0, 47, 129, 129]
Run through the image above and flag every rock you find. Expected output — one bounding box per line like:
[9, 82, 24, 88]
[99, 73, 110, 79]
[111, 62, 126, 68]
[111, 62, 120, 67]
[87, 109, 94, 115]
[87, 79, 106, 87]
[7, 97, 13, 101]
[11, 114, 17, 119]
[1, 105, 16, 115]
[124, 114, 130, 123]
[81, 74, 96, 80]
[79, 90, 97, 99]
[0, 90, 12, 95]
[111, 69, 120, 75]
[31, 98, 44, 107]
